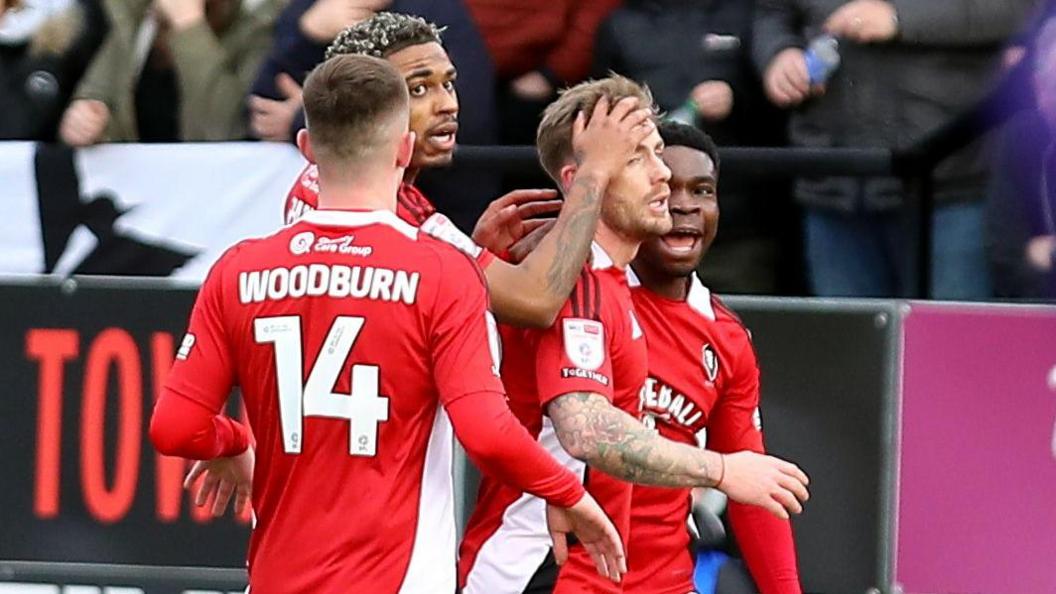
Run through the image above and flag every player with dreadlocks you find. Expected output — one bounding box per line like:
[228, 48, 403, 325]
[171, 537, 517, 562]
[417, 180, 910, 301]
[283, 12, 648, 328]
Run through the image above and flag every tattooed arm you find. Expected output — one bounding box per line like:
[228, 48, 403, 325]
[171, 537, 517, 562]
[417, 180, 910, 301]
[547, 391, 812, 518]
[548, 391, 721, 487]
[482, 96, 655, 328]
[484, 171, 606, 327]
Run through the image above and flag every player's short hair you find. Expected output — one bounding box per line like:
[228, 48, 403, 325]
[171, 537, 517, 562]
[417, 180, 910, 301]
[325, 12, 444, 60]
[301, 54, 409, 162]
[536, 75, 657, 184]
[657, 121, 720, 173]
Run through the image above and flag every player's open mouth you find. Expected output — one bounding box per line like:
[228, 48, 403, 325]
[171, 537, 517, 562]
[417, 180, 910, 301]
[426, 122, 458, 151]
[647, 190, 670, 214]
[661, 226, 701, 254]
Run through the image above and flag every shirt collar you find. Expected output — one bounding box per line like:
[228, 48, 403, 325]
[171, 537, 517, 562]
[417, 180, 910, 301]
[300, 209, 417, 240]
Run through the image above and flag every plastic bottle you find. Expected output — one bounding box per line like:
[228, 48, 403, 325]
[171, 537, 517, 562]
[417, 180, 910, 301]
[804, 35, 841, 86]
[667, 99, 699, 126]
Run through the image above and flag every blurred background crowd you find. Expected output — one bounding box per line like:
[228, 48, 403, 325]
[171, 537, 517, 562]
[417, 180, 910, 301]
[1, 0, 1053, 300]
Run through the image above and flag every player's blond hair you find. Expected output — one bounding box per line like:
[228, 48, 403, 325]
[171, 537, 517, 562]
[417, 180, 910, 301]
[536, 75, 657, 183]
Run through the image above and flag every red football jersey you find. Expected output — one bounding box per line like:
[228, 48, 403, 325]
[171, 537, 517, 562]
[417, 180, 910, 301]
[284, 164, 495, 269]
[163, 209, 508, 593]
[460, 244, 649, 594]
[624, 271, 798, 594]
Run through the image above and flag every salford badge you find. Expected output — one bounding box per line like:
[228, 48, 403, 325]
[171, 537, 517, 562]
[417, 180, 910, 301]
[563, 318, 605, 371]
[702, 344, 719, 382]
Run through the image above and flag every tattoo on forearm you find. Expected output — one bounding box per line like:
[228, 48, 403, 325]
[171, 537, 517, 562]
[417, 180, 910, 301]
[548, 392, 715, 487]
[543, 175, 602, 297]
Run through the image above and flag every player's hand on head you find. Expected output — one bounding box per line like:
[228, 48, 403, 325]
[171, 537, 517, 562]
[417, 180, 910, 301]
[717, 451, 809, 520]
[184, 447, 255, 517]
[546, 494, 627, 583]
[571, 95, 656, 179]
[471, 189, 561, 254]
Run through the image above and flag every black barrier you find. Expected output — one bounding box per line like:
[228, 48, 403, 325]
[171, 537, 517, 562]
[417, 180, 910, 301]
[0, 561, 246, 594]
[725, 297, 902, 594]
[0, 276, 249, 570]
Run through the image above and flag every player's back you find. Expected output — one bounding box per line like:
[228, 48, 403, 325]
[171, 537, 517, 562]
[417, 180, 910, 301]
[213, 209, 474, 593]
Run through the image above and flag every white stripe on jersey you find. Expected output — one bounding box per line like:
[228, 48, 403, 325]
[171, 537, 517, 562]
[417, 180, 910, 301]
[301, 209, 419, 240]
[399, 406, 457, 593]
[463, 417, 586, 594]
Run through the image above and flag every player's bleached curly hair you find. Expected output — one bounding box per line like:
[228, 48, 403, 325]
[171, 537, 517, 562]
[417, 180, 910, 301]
[325, 12, 445, 60]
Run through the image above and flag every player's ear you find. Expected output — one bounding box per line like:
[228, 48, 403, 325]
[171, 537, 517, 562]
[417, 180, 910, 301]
[396, 131, 415, 169]
[296, 129, 315, 163]
[558, 163, 578, 193]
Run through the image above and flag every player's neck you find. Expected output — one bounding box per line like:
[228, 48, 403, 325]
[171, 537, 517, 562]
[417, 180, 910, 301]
[403, 166, 420, 185]
[594, 224, 640, 269]
[316, 167, 400, 213]
[631, 264, 690, 301]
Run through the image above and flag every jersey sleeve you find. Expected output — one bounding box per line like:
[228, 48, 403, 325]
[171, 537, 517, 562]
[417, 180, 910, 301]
[533, 276, 615, 408]
[705, 328, 764, 454]
[429, 247, 587, 507]
[418, 212, 495, 267]
[428, 247, 506, 405]
[150, 249, 249, 459]
[447, 392, 585, 508]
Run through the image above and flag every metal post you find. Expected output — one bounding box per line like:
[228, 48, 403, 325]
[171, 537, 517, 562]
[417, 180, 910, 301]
[902, 173, 934, 299]
[915, 173, 935, 299]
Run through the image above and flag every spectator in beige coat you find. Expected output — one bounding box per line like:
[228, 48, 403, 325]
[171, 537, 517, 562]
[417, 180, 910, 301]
[59, 0, 282, 145]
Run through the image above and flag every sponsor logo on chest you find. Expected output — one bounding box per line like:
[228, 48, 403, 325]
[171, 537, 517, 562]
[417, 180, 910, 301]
[638, 376, 704, 429]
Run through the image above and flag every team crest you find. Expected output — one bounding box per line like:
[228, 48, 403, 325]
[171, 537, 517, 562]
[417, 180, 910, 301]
[563, 318, 605, 371]
[702, 344, 719, 382]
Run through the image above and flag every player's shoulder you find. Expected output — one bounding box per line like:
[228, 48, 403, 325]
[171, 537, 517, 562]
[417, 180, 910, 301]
[709, 294, 744, 327]
[418, 232, 488, 285]
[562, 264, 609, 321]
[705, 293, 757, 357]
[209, 233, 277, 272]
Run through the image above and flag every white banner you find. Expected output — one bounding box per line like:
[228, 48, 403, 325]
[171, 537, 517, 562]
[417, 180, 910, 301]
[1, 142, 307, 281]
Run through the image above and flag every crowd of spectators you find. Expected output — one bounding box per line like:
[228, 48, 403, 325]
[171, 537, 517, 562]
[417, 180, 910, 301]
[1, 0, 1052, 300]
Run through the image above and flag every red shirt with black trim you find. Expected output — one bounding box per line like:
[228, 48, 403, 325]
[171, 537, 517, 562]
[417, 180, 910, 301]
[624, 271, 800, 594]
[459, 243, 649, 594]
[284, 163, 495, 269]
[150, 209, 585, 593]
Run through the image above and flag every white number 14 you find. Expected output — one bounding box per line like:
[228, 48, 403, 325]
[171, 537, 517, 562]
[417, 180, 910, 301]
[254, 316, 389, 457]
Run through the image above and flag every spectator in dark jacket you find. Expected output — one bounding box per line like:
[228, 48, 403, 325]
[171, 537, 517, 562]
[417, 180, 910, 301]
[595, 0, 800, 295]
[754, 0, 1033, 299]
[247, 0, 500, 232]
[0, 0, 107, 140]
[989, 16, 1056, 300]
